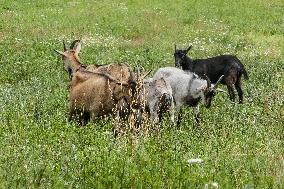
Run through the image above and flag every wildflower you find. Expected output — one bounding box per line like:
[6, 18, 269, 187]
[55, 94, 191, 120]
[187, 158, 204, 164]
[211, 182, 218, 188]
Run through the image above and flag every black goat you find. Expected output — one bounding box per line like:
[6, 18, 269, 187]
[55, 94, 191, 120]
[174, 45, 249, 103]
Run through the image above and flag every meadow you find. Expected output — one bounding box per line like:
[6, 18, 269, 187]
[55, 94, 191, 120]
[0, 0, 284, 188]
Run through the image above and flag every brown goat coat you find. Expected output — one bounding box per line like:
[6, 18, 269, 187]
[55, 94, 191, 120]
[88, 63, 134, 87]
[55, 40, 136, 123]
[69, 71, 132, 122]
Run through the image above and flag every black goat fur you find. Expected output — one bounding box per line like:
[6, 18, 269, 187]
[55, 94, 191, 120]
[174, 45, 249, 103]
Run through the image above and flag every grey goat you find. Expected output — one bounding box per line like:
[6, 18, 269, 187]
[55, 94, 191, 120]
[153, 67, 223, 126]
[144, 77, 174, 123]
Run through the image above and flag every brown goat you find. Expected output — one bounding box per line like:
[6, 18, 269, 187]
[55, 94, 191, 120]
[54, 40, 138, 124]
[69, 69, 133, 125]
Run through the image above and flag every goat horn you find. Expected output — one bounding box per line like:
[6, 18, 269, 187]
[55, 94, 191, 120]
[175, 44, 177, 51]
[214, 75, 224, 89]
[204, 74, 211, 88]
[70, 39, 81, 49]
[186, 45, 192, 54]
[54, 49, 66, 56]
[63, 40, 67, 51]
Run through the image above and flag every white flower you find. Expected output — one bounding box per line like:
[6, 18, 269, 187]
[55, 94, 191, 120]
[187, 158, 204, 164]
[204, 182, 218, 189]
[211, 182, 218, 188]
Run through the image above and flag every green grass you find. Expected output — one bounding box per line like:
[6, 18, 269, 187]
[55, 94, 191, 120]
[0, 0, 284, 188]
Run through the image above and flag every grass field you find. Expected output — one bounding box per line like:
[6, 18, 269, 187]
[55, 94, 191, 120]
[0, 0, 284, 188]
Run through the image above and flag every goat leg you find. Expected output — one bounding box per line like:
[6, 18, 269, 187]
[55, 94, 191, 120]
[112, 124, 119, 138]
[227, 85, 236, 102]
[193, 106, 200, 126]
[149, 101, 159, 123]
[112, 107, 123, 138]
[69, 109, 89, 126]
[77, 112, 90, 126]
[169, 104, 175, 124]
[176, 110, 182, 129]
[235, 81, 243, 104]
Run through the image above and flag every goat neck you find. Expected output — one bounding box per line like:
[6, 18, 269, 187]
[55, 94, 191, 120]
[181, 55, 194, 71]
[63, 52, 86, 78]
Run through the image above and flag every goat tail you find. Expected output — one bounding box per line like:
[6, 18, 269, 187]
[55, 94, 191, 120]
[236, 58, 249, 80]
[241, 67, 249, 80]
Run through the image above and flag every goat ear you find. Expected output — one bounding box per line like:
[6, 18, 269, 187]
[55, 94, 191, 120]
[73, 42, 82, 56]
[185, 45, 192, 54]
[70, 40, 81, 49]
[54, 49, 66, 57]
